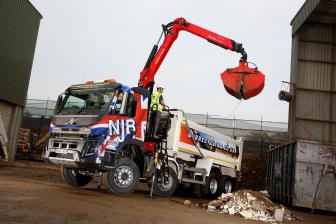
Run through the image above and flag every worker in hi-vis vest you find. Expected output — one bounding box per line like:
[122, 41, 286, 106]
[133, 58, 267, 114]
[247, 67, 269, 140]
[149, 85, 165, 138]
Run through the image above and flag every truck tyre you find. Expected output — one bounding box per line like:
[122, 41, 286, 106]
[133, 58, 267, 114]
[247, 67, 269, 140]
[151, 167, 178, 197]
[202, 171, 221, 198]
[220, 176, 234, 193]
[62, 167, 93, 187]
[103, 158, 140, 195]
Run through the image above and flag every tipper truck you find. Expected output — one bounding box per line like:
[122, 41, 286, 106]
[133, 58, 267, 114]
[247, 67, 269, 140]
[43, 17, 265, 197]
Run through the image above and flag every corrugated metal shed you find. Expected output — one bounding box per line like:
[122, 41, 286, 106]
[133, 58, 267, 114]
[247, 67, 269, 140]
[289, 0, 336, 144]
[0, 0, 42, 107]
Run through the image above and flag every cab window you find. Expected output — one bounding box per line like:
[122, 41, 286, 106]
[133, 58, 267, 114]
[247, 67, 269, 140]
[125, 93, 137, 117]
[110, 91, 137, 117]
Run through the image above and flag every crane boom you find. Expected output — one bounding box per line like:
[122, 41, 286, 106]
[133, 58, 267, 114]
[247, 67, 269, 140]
[138, 17, 247, 89]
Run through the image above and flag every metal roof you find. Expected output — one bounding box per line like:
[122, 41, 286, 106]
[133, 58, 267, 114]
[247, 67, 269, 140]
[291, 0, 336, 35]
[28, 0, 43, 19]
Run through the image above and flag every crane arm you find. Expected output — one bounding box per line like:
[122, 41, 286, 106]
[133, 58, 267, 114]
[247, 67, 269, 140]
[138, 17, 247, 89]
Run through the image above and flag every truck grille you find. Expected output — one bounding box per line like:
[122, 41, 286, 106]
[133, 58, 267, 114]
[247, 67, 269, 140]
[52, 141, 78, 149]
[49, 152, 74, 160]
[61, 128, 80, 132]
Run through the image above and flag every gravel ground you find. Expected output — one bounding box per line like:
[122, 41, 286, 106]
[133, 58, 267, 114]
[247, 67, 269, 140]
[0, 160, 335, 224]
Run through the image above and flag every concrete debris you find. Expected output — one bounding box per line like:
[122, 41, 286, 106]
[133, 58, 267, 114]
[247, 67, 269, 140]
[260, 190, 270, 198]
[207, 190, 293, 223]
[183, 200, 208, 209]
[274, 208, 284, 222]
[184, 200, 192, 206]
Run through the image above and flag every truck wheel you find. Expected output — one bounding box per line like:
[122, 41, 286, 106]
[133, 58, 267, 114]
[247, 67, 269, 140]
[62, 167, 93, 187]
[103, 158, 140, 195]
[202, 171, 221, 198]
[151, 167, 178, 197]
[220, 176, 234, 193]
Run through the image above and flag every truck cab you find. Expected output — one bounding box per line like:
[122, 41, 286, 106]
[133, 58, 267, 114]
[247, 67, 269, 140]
[44, 80, 150, 189]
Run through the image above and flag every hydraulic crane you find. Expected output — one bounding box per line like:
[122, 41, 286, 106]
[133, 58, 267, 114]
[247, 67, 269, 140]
[138, 17, 265, 100]
[138, 18, 265, 197]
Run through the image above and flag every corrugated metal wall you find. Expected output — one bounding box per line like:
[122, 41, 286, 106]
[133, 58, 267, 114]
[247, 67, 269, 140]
[289, 24, 336, 144]
[0, 0, 42, 107]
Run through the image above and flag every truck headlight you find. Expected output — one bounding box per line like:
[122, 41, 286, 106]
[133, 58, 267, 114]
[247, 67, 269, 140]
[81, 127, 91, 135]
[95, 157, 102, 164]
[106, 140, 118, 150]
[51, 127, 62, 133]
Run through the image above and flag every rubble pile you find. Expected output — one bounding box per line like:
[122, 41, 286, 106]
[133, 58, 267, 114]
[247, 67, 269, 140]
[207, 190, 293, 222]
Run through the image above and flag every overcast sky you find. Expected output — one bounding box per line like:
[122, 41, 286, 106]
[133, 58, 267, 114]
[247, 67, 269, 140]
[29, 0, 305, 122]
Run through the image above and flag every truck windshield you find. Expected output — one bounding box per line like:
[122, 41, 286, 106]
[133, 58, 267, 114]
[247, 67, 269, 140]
[56, 88, 116, 115]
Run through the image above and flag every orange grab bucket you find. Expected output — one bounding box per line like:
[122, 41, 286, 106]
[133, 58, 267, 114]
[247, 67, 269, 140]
[221, 61, 265, 100]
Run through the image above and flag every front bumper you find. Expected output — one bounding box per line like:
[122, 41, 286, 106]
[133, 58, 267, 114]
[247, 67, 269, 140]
[43, 136, 116, 171]
[43, 137, 85, 168]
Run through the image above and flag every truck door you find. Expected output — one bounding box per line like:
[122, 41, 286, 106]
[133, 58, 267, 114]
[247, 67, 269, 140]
[110, 91, 137, 116]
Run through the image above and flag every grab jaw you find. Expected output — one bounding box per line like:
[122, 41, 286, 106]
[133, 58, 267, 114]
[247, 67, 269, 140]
[221, 61, 265, 100]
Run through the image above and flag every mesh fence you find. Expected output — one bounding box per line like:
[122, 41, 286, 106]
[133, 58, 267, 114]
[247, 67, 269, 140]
[23, 99, 288, 147]
[24, 99, 56, 118]
[185, 113, 288, 143]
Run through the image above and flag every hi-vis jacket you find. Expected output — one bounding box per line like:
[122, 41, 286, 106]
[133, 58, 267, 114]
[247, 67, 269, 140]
[150, 91, 163, 112]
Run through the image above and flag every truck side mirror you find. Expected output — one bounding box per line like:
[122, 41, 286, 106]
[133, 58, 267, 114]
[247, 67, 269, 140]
[131, 87, 150, 97]
[55, 93, 65, 114]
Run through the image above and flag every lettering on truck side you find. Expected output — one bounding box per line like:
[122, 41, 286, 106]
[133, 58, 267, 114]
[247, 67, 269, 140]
[188, 132, 237, 154]
[108, 119, 136, 142]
